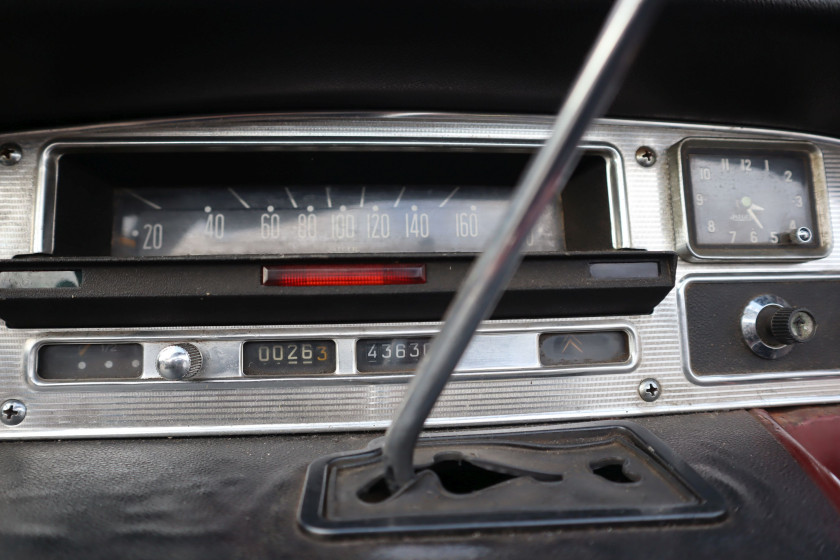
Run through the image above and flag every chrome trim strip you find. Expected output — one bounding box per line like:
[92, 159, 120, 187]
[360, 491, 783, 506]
[24, 321, 640, 389]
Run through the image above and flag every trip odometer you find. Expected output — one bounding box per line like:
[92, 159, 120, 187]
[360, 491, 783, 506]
[673, 139, 831, 261]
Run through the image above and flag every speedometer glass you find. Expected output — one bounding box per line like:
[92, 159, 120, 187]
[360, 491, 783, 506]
[111, 184, 562, 256]
[675, 139, 830, 261]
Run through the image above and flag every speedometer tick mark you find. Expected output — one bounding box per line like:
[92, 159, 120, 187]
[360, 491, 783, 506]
[125, 189, 162, 210]
[360, 187, 366, 208]
[326, 187, 332, 208]
[228, 188, 250, 208]
[439, 187, 459, 207]
[394, 186, 406, 208]
[285, 187, 298, 208]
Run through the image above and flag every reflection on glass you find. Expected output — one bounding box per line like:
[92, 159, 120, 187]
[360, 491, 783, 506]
[0, 270, 82, 289]
[111, 185, 563, 256]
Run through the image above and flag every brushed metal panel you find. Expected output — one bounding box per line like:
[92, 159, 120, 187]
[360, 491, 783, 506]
[0, 113, 838, 439]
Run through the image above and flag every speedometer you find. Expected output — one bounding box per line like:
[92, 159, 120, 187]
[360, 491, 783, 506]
[672, 139, 831, 261]
[111, 183, 562, 257]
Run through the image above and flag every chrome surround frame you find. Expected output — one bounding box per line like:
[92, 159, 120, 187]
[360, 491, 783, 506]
[669, 138, 832, 262]
[24, 322, 640, 389]
[34, 141, 628, 256]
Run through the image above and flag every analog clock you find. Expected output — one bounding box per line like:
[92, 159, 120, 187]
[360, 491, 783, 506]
[672, 139, 831, 261]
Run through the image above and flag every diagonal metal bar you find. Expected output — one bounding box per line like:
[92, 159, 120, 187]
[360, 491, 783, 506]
[380, 0, 666, 492]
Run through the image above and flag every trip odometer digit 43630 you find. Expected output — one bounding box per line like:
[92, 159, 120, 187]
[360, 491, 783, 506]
[356, 338, 432, 373]
[673, 139, 831, 261]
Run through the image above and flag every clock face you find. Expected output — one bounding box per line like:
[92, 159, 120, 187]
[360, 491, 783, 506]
[676, 140, 829, 261]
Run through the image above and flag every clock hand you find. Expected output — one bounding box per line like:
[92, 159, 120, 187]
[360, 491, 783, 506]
[747, 207, 764, 229]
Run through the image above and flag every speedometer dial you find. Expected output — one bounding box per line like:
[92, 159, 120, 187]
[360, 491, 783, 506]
[673, 139, 831, 261]
[111, 184, 562, 256]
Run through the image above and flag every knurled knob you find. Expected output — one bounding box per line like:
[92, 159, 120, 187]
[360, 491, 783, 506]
[769, 307, 817, 345]
[156, 343, 203, 380]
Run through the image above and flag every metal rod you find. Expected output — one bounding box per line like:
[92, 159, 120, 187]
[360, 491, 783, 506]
[379, 0, 665, 492]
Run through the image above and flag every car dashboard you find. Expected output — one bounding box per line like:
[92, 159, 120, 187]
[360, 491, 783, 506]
[0, 113, 839, 437]
[1, 0, 840, 558]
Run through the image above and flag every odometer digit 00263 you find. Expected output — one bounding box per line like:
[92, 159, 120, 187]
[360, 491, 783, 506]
[111, 184, 562, 256]
[676, 139, 830, 261]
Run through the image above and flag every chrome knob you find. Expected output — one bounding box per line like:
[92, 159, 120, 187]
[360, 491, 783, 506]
[742, 295, 817, 359]
[156, 343, 203, 380]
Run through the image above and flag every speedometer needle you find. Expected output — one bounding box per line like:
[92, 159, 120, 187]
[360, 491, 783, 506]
[747, 207, 764, 229]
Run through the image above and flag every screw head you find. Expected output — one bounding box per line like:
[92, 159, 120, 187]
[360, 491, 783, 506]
[638, 379, 661, 402]
[0, 144, 22, 166]
[635, 146, 656, 167]
[789, 309, 817, 342]
[1, 400, 26, 426]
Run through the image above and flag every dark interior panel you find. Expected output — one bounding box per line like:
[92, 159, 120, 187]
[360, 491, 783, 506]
[2, 0, 840, 136]
[0, 412, 837, 559]
[685, 279, 840, 376]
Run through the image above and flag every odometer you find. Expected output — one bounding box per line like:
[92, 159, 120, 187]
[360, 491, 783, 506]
[673, 139, 831, 261]
[243, 340, 336, 376]
[356, 337, 432, 373]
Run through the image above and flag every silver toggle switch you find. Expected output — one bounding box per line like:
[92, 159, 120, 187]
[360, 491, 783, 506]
[156, 343, 203, 380]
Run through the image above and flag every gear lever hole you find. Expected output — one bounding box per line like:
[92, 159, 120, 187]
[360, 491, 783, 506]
[590, 459, 639, 484]
[357, 453, 564, 504]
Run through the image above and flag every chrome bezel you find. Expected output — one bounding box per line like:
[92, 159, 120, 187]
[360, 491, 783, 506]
[670, 138, 832, 262]
[24, 321, 640, 390]
[34, 140, 628, 256]
[740, 294, 793, 360]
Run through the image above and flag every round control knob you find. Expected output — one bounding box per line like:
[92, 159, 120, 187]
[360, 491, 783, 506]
[742, 295, 818, 359]
[156, 343, 203, 380]
[769, 307, 817, 345]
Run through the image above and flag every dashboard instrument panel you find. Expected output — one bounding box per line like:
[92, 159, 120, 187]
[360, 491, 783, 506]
[0, 113, 838, 440]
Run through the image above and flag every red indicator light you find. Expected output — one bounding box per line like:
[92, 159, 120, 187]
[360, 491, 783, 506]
[262, 264, 427, 287]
